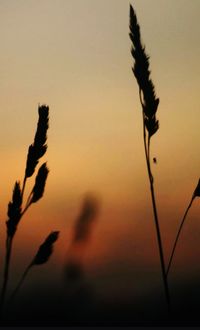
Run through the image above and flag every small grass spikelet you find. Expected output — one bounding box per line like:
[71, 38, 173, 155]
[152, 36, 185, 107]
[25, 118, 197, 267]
[6, 182, 22, 238]
[32, 231, 59, 265]
[8, 231, 59, 303]
[25, 105, 49, 178]
[30, 163, 49, 203]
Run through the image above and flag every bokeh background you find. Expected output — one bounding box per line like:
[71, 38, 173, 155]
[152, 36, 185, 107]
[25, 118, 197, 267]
[0, 0, 200, 322]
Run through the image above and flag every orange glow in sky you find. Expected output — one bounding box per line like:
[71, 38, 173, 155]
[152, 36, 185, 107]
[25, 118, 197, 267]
[0, 0, 200, 300]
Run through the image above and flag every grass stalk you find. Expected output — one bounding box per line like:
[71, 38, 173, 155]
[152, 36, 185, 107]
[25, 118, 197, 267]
[8, 264, 32, 305]
[130, 4, 170, 311]
[141, 96, 170, 311]
[166, 196, 195, 276]
[8, 230, 59, 305]
[0, 182, 30, 314]
[21, 177, 27, 201]
[0, 238, 13, 310]
[0, 105, 49, 314]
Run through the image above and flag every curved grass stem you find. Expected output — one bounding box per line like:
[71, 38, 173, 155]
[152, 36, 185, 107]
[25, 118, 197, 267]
[166, 196, 195, 276]
[8, 264, 33, 305]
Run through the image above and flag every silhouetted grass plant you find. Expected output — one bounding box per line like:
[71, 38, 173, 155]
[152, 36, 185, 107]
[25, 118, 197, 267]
[129, 4, 170, 310]
[129, 3, 200, 312]
[8, 231, 59, 303]
[0, 105, 59, 313]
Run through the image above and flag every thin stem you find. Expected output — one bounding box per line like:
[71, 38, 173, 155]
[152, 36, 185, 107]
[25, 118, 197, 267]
[139, 92, 170, 311]
[21, 176, 27, 201]
[0, 237, 13, 312]
[22, 200, 32, 217]
[0, 197, 31, 314]
[8, 263, 33, 305]
[21, 200, 32, 218]
[25, 191, 33, 209]
[147, 139, 170, 311]
[148, 163, 171, 311]
[22, 175, 33, 210]
[166, 196, 195, 276]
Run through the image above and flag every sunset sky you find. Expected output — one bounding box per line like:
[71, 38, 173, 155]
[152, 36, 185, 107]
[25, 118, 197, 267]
[0, 0, 200, 303]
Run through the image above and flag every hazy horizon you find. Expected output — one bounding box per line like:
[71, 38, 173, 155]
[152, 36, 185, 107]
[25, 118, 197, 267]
[0, 0, 200, 314]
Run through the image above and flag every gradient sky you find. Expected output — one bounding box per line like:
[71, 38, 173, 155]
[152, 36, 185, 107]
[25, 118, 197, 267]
[0, 0, 200, 302]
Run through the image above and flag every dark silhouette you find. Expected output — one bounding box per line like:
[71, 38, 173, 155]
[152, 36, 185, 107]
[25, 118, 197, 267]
[0, 105, 59, 316]
[64, 194, 100, 282]
[22, 105, 49, 195]
[167, 178, 200, 275]
[1, 3, 200, 326]
[62, 194, 100, 324]
[129, 4, 170, 311]
[129, 4, 200, 318]
[72, 194, 99, 243]
[8, 231, 59, 303]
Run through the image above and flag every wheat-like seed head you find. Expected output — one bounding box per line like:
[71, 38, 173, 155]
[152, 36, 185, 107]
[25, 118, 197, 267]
[6, 182, 22, 237]
[32, 231, 59, 265]
[25, 105, 49, 178]
[31, 162, 49, 204]
[129, 5, 159, 138]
